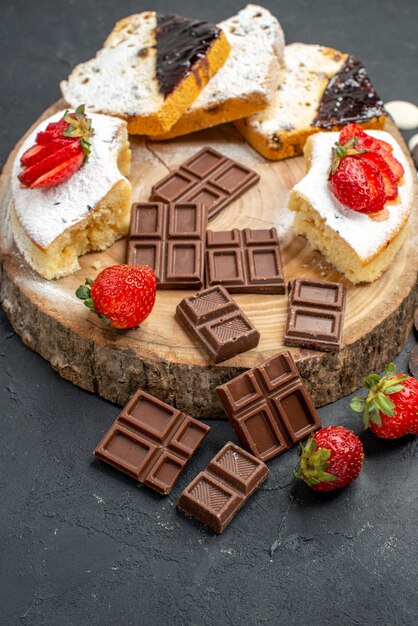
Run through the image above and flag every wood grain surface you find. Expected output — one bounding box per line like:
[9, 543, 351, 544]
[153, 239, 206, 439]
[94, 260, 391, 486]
[1, 101, 417, 417]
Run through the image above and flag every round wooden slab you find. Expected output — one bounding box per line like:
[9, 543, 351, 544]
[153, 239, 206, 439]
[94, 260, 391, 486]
[1, 101, 417, 418]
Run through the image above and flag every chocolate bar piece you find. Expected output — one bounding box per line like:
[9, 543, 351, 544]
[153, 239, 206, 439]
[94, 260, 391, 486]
[284, 279, 346, 351]
[205, 228, 285, 294]
[178, 442, 269, 533]
[93, 390, 210, 494]
[127, 202, 207, 289]
[176, 285, 260, 363]
[151, 147, 259, 220]
[216, 351, 321, 462]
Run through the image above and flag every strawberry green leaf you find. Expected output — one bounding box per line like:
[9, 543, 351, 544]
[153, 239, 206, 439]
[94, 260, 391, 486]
[368, 405, 382, 426]
[98, 314, 111, 325]
[384, 362, 397, 378]
[75, 285, 90, 300]
[350, 396, 366, 413]
[374, 393, 395, 417]
[363, 373, 381, 388]
[85, 277, 93, 286]
[384, 383, 406, 395]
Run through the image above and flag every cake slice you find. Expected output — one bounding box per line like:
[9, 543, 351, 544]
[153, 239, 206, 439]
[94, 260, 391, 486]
[11, 111, 131, 280]
[288, 130, 414, 283]
[61, 12, 231, 136]
[150, 4, 285, 140]
[236, 43, 387, 160]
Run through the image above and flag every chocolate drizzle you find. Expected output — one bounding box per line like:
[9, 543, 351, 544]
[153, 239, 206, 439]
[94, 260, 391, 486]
[313, 55, 386, 129]
[155, 13, 221, 98]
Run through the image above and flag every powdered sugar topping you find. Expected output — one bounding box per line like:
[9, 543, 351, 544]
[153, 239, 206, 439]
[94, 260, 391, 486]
[291, 130, 414, 260]
[12, 111, 129, 249]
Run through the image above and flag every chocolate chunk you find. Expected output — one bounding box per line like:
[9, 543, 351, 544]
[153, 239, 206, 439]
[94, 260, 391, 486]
[178, 442, 269, 533]
[151, 147, 259, 220]
[216, 351, 321, 462]
[93, 390, 210, 495]
[156, 14, 221, 97]
[313, 55, 386, 129]
[127, 202, 207, 289]
[205, 228, 285, 294]
[176, 285, 260, 363]
[284, 279, 346, 352]
[409, 345, 418, 379]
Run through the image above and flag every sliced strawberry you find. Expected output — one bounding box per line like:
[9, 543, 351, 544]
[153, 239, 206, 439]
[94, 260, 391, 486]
[46, 119, 70, 132]
[21, 139, 74, 167]
[356, 136, 403, 180]
[36, 129, 71, 145]
[339, 123, 367, 144]
[329, 156, 386, 213]
[18, 141, 84, 187]
[30, 152, 85, 188]
[359, 151, 398, 201]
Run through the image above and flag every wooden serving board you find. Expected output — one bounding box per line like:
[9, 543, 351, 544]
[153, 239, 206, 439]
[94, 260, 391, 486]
[1, 101, 417, 418]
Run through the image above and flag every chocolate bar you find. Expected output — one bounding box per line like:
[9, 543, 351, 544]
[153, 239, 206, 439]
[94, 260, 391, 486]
[216, 352, 321, 462]
[151, 147, 259, 220]
[127, 202, 207, 289]
[284, 279, 346, 351]
[93, 390, 210, 494]
[176, 285, 260, 363]
[205, 228, 285, 294]
[178, 442, 269, 533]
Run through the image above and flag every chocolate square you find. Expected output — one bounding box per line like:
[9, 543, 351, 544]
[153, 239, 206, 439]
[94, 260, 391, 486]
[205, 228, 285, 294]
[216, 351, 321, 462]
[151, 147, 259, 220]
[176, 285, 260, 363]
[94, 390, 210, 495]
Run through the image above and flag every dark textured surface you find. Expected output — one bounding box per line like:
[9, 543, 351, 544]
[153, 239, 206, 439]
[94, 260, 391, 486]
[1, 1, 417, 624]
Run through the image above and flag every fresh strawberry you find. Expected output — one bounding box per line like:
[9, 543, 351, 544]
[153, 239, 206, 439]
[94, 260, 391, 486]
[21, 139, 73, 167]
[350, 362, 418, 439]
[329, 141, 386, 213]
[339, 123, 367, 144]
[356, 135, 404, 180]
[358, 151, 398, 200]
[18, 141, 83, 187]
[31, 152, 85, 188]
[294, 426, 364, 492]
[76, 265, 156, 330]
[18, 104, 93, 189]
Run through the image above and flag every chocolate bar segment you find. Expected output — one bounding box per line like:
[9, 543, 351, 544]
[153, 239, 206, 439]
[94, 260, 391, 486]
[176, 285, 260, 362]
[205, 228, 285, 293]
[94, 390, 210, 494]
[151, 147, 259, 220]
[284, 279, 346, 351]
[127, 202, 207, 289]
[216, 352, 321, 462]
[178, 442, 269, 533]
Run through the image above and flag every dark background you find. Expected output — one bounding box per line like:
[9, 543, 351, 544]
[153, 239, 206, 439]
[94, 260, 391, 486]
[1, 1, 417, 624]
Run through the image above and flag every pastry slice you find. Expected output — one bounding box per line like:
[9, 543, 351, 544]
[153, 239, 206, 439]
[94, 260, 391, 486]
[11, 111, 131, 280]
[151, 4, 285, 140]
[288, 130, 414, 283]
[236, 43, 387, 160]
[61, 11, 231, 136]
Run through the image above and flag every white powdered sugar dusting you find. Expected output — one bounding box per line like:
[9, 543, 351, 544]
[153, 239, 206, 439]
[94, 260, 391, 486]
[291, 130, 414, 260]
[188, 4, 284, 111]
[11, 111, 129, 249]
[246, 43, 346, 135]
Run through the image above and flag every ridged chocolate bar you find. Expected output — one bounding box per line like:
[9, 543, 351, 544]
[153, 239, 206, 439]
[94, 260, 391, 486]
[205, 228, 285, 293]
[93, 390, 210, 495]
[216, 352, 321, 462]
[284, 279, 346, 351]
[127, 202, 207, 289]
[178, 442, 269, 533]
[176, 285, 260, 363]
[151, 147, 259, 220]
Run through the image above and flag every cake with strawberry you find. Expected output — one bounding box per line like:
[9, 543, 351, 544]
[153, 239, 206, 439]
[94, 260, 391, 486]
[11, 106, 131, 280]
[288, 124, 414, 283]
